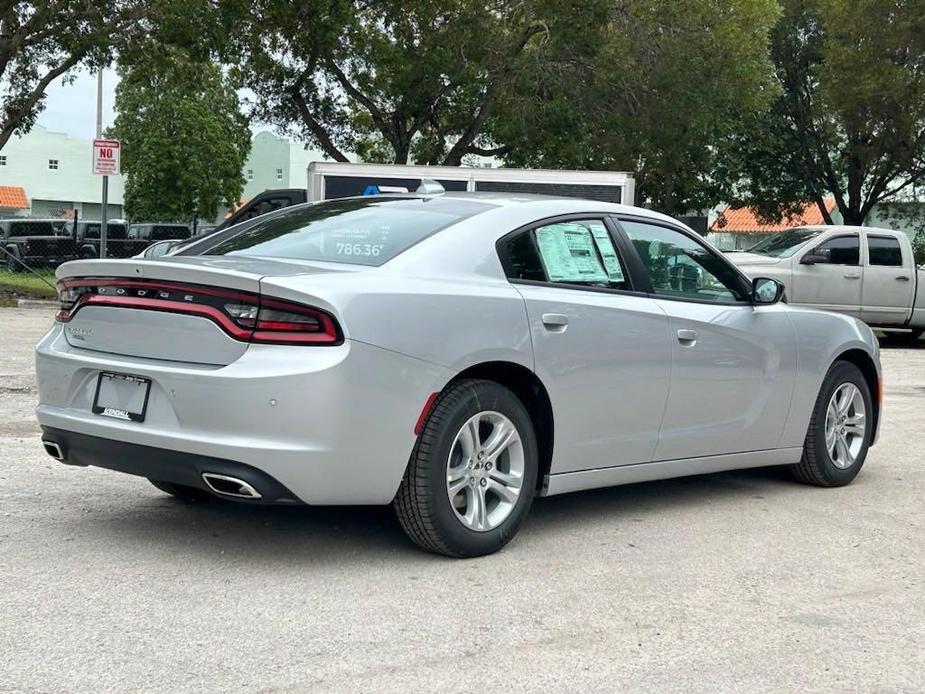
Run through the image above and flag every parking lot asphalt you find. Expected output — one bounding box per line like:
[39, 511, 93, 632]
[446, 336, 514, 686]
[1, 306, 923, 693]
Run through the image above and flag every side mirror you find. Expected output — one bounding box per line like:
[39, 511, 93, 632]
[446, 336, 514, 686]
[800, 248, 830, 265]
[752, 277, 785, 305]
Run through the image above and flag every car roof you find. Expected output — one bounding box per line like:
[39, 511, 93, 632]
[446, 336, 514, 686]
[342, 191, 683, 227]
[790, 224, 903, 235]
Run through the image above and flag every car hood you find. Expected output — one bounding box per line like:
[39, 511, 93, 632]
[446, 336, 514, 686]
[725, 252, 784, 267]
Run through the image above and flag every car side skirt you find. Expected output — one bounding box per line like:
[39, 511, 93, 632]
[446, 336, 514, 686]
[542, 448, 804, 497]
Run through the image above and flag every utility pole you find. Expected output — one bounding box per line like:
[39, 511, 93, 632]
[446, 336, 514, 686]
[96, 70, 108, 259]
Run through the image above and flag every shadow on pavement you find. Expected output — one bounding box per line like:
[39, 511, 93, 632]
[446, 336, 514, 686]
[72, 465, 799, 563]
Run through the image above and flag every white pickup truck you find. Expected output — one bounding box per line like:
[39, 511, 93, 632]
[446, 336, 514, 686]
[726, 225, 925, 342]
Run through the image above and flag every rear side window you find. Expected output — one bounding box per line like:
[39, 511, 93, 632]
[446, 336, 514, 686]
[868, 235, 903, 266]
[499, 219, 630, 290]
[10, 222, 55, 237]
[199, 197, 491, 266]
[83, 223, 129, 240]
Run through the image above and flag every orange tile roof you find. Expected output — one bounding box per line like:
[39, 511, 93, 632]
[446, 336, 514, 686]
[0, 185, 28, 210]
[711, 199, 836, 234]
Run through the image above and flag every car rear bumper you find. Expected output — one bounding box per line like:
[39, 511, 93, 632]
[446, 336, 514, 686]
[40, 426, 301, 503]
[35, 324, 452, 504]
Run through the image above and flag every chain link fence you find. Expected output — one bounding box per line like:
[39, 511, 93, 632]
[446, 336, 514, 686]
[1, 219, 195, 275]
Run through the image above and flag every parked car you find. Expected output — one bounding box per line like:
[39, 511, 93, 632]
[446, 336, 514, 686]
[138, 239, 185, 258]
[37, 191, 881, 557]
[128, 222, 192, 242]
[1, 218, 74, 272]
[62, 219, 150, 259]
[727, 225, 925, 342]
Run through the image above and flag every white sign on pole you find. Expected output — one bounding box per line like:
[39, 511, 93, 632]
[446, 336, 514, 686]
[92, 138, 121, 175]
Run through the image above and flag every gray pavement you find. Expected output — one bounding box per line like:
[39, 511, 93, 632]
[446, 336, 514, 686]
[1, 307, 923, 693]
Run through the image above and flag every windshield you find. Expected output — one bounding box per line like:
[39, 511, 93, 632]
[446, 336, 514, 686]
[747, 228, 822, 257]
[196, 197, 492, 266]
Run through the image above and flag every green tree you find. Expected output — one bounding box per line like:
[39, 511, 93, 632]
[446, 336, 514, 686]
[0, 0, 143, 149]
[224, 0, 558, 165]
[110, 43, 251, 222]
[491, 0, 780, 214]
[735, 0, 925, 226]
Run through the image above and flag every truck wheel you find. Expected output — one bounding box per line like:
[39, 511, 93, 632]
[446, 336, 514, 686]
[791, 361, 872, 487]
[5, 251, 22, 273]
[393, 379, 538, 557]
[891, 329, 922, 346]
[149, 479, 215, 501]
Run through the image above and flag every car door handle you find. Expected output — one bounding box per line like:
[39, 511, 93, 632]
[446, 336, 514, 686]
[896, 275, 910, 282]
[677, 329, 698, 346]
[843, 273, 860, 280]
[541, 313, 569, 331]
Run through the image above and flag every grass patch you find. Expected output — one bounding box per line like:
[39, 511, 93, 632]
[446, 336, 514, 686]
[0, 267, 58, 300]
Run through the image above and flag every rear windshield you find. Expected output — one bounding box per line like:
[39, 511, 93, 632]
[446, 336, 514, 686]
[196, 197, 491, 266]
[84, 223, 128, 239]
[8, 221, 58, 237]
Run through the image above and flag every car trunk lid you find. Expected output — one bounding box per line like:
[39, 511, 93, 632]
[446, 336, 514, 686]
[56, 257, 350, 365]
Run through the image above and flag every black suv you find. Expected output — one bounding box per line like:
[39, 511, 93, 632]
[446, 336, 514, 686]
[2, 219, 75, 272]
[62, 219, 149, 259]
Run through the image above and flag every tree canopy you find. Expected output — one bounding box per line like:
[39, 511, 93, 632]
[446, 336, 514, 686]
[225, 0, 566, 165]
[0, 0, 143, 150]
[109, 42, 251, 222]
[733, 0, 925, 225]
[490, 0, 781, 215]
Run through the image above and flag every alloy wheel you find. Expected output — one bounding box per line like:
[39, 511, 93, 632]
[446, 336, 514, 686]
[446, 411, 525, 532]
[824, 382, 866, 469]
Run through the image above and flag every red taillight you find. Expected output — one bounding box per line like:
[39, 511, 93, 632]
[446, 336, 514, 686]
[56, 278, 341, 345]
[250, 298, 340, 345]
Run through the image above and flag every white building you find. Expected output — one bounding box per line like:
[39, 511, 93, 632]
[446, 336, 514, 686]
[0, 125, 125, 218]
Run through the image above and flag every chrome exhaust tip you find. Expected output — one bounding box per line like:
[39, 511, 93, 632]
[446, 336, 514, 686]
[201, 472, 262, 500]
[42, 440, 65, 461]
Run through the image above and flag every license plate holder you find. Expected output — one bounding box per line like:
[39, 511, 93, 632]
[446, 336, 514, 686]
[92, 372, 151, 422]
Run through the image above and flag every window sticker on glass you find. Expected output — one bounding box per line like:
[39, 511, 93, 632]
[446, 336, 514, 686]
[589, 224, 625, 282]
[536, 224, 608, 283]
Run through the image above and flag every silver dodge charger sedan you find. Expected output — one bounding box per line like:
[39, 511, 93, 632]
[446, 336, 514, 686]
[36, 190, 881, 557]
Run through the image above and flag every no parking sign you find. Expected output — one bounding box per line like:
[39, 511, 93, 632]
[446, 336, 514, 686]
[92, 139, 120, 175]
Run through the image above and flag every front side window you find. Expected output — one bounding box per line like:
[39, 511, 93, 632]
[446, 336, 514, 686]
[197, 197, 491, 267]
[868, 235, 903, 266]
[811, 235, 860, 265]
[499, 219, 630, 290]
[620, 220, 746, 303]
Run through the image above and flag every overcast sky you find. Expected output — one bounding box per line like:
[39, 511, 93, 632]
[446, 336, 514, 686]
[37, 68, 265, 140]
[37, 68, 117, 139]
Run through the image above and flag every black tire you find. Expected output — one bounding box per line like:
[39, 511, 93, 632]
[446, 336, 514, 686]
[393, 379, 539, 558]
[790, 361, 872, 487]
[5, 250, 22, 273]
[149, 478, 215, 501]
[888, 329, 922, 346]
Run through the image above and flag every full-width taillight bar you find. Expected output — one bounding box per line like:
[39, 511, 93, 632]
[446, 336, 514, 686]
[55, 278, 342, 345]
